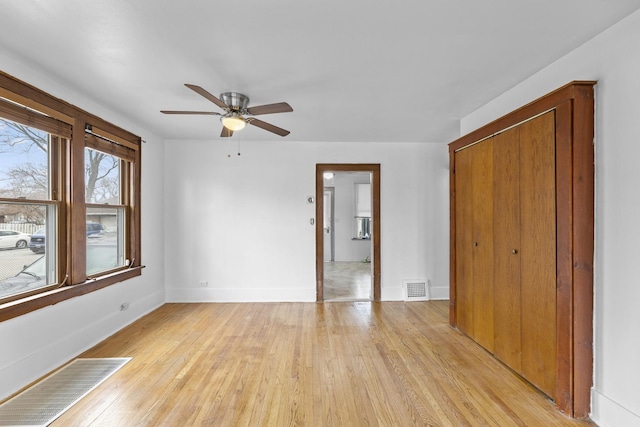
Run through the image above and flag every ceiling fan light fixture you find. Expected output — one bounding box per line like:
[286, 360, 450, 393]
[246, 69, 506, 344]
[221, 112, 246, 131]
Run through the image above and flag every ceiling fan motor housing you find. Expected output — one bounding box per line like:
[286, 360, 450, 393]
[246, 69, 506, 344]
[220, 92, 250, 112]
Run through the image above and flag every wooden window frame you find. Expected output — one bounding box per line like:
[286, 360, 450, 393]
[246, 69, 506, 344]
[0, 71, 142, 322]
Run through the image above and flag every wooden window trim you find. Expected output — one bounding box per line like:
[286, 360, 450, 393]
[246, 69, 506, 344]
[85, 133, 136, 162]
[0, 97, 72, 138]
[0, 267, 143, 322]
[0, 72, 138, 144]
[0, 71, 142, 322]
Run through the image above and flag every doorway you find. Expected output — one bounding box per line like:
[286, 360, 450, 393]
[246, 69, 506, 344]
[315, 164, 381, 301]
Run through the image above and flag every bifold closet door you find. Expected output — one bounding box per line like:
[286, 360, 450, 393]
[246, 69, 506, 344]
[455, 140, 494, 352]
[492, 126, 523, 373]
[491, 112, 556, 397]
[450, 82, 595, 417]
[518, 112, 557, 397]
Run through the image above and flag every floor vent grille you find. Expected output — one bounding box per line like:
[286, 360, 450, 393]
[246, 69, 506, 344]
[403, 279, 429, 301]
[0, 357, 130, 426]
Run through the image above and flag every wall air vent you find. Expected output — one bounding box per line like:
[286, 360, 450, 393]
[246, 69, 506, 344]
[403, 279, 429, 301]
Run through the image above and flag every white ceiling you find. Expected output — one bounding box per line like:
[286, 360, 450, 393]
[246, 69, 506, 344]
[1, 1, 639, 143]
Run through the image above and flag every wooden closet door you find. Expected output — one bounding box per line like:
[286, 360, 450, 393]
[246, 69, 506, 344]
[492, 126, 522, 372]
[454, 146, 475, 337]
[450, 82, 595, 417]
[519, 112, 557, 396]
[471, 140, 494, 351]
[455, 140, 494, 351]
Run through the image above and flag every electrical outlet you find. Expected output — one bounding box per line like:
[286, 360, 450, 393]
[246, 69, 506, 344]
[120, 302, 130, 311]
[199, 281, 208, 287]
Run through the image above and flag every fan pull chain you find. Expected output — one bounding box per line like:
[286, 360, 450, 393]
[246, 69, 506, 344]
[227, 133, 242, 157]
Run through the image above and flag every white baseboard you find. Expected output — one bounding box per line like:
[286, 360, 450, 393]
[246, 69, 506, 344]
[381, 286, 404, 301]
[166, 287, 316, 302]
[428, 286, 449, 300]
[591, 388, 640, 427]
[166, 286, 450, 303]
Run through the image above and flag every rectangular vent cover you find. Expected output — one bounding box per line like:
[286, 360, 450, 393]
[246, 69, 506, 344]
[403, 279, 429, 301]
[0, 357, 130, 426]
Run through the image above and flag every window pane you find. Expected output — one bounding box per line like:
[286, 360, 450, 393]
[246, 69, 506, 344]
[355, 217, 372, 239]
[0, 203, 56, 300]
[85, 147, 120, 204]
[0, 118, 50, 200]
[86, 206, 125, 276]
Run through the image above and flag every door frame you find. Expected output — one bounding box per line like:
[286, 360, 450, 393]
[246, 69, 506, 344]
[316, 164, 381, 301]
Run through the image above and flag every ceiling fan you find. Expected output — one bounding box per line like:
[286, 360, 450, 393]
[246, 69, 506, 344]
[161, 84, 293, 137]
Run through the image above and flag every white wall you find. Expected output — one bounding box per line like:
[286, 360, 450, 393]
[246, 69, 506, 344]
[164, 140, 450, 302]
[0, 50, 166, 401]
[328, 172, 371, 262]
[461, 10, 640, 426]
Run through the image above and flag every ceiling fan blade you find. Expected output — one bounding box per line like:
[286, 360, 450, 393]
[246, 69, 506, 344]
[248, 118, 290, 137]
[161, 110, 220, 115]
[185, 84, 229, 110]
[220, 127, 234, 138]
[247, 102, 293, 116]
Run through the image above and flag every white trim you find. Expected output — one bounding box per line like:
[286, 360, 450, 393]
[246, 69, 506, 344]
[591, 388, 640, 427]
[166, 287, 316, 303]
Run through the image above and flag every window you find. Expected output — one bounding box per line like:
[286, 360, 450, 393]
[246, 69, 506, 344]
[354, 182, 371, 239]
[0, 72, 141, 320]
[85, 147, 126, 276]
[0, 118, 60, 303]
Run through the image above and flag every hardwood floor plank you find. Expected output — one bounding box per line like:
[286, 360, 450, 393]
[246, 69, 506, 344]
[43, 301, 595, 426]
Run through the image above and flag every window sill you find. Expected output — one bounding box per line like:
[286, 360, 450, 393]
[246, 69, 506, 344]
[0, 266, 143, 322]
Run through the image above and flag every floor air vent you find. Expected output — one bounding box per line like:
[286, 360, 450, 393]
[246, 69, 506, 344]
[0, 358, 130, 426]
[403, 279, 429, 301]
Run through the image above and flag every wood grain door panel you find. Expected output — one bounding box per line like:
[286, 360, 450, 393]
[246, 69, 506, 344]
[454, 146, 475, 336]
[519, 112, 557, 397]
[492, 126, 523, 373]
[470, 141, 494, 352]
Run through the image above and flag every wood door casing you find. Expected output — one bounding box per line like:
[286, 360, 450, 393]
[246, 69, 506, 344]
[315, 164, 381, 302]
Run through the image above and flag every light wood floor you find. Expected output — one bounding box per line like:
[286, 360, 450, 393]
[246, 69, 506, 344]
[51, 301, 593, 426]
